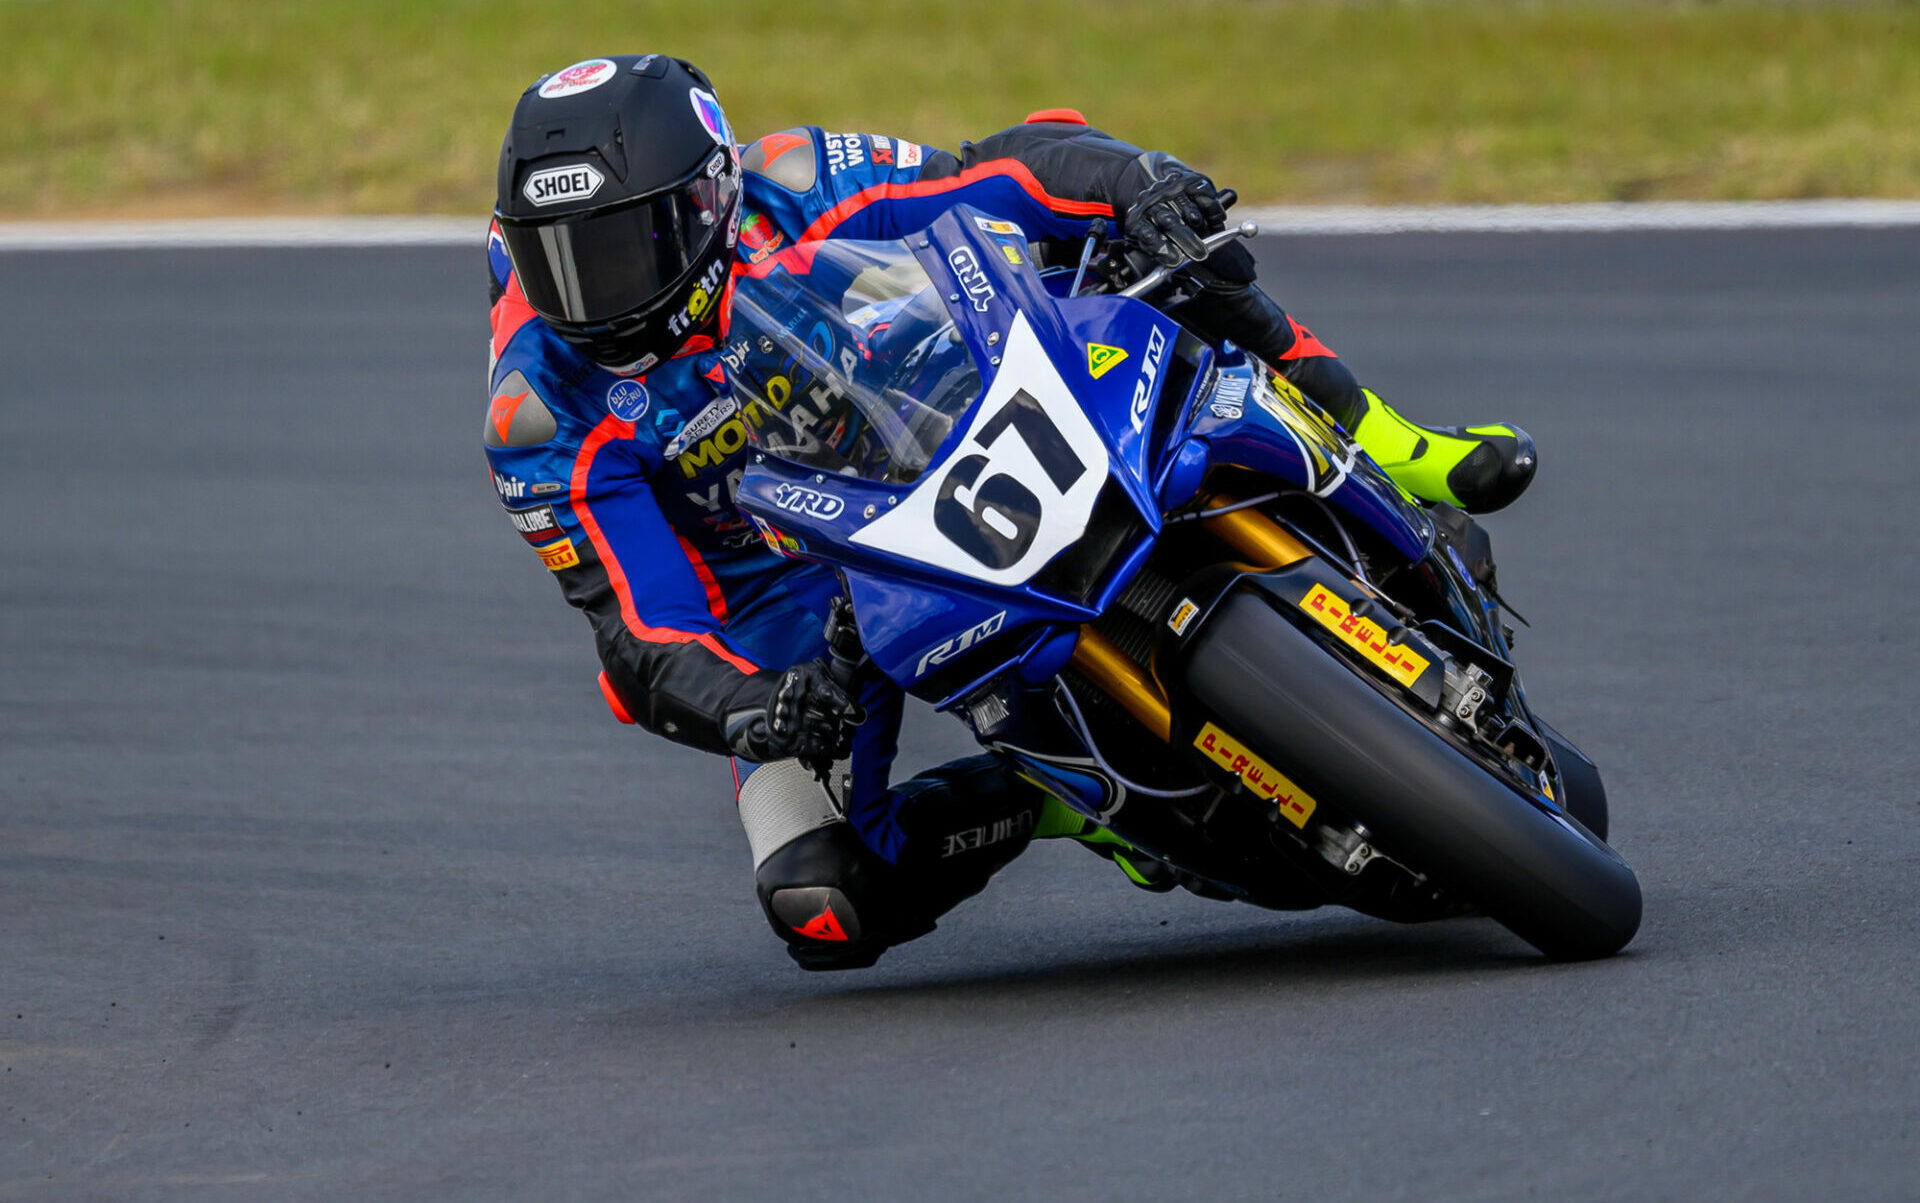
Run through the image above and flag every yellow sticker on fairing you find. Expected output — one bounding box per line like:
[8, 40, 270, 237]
[1087, 343, 1128, 379]
[1299, 584, 1429, 689]
[1193, 721, 1317, 827]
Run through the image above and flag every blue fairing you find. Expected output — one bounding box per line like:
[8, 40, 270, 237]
[730, 204, 1427, 703]
[1178, 357, 1435, 563]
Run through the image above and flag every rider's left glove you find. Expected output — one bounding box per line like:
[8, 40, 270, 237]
[724, 660, 867, 763]
[1125, 154, 1229, 267]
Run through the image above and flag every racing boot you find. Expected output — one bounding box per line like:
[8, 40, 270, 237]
[1168, 278, 1536, 513]
[1035, 797, 1177, 892]
[1341, 388, 1537, 514]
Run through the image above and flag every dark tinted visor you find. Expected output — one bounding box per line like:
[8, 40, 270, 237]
[499, 171, 736, 324]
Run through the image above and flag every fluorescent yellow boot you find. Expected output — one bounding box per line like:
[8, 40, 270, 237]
[1347, 388, 1537, 513]
[1034, 797, 1177, 892]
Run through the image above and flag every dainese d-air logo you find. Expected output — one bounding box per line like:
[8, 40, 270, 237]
[1086, 343, 1128, 379]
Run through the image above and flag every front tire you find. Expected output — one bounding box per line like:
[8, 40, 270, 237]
[1180, 588, 1641, 960]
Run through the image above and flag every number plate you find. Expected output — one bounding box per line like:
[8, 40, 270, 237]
[1298, 584, 1429, 690]
[850, 311, 1112, 586]
[1193, 721, 1316, 827]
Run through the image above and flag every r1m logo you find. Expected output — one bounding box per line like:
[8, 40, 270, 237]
[1130, 326, 1167, 432]
[916, 610, 1006, 677]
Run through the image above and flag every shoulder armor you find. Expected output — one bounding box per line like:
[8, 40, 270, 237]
[485, 369, 559, 447]
[742, 128, 818, 193]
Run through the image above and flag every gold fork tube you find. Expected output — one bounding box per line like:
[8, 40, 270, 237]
[1069, 626, 1172, 744]
[1064, 496, 1315, 745]
[1197, 494, 1314, 568]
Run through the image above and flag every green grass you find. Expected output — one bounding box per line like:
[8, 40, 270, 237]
[5, 0, 1920, 218]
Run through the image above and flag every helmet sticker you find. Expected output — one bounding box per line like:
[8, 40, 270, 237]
[522, 162, 605, 207]
[607, 378, 651, 422]
[689, 88, 731, 147]
[538, 59, 618, 99]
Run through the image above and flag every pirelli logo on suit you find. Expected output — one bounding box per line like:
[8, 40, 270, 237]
[534, 536, 580, 571]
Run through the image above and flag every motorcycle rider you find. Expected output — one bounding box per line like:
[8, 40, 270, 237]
[484, 54, 1536, 969]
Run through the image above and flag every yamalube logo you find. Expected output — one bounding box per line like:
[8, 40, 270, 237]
[523, 163, 605, 208]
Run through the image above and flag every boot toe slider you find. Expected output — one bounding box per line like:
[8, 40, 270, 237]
[1442, 424, 1536, 513]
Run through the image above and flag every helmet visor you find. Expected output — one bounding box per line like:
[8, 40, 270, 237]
[499, 171, 736, 324]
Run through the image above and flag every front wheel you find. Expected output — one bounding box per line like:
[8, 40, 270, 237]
[1179, 588, 1642, 960]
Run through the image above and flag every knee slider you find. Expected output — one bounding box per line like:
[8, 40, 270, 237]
[754, 823, 923, 970]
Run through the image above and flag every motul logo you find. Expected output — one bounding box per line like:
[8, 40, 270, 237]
[523, 163, 605, 207]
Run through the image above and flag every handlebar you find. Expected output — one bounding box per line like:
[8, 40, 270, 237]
[1117, 218, 1262, 299]
[823, 595, 863, 694]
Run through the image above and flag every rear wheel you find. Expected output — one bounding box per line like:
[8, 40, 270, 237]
[1180, 588, 1641, 960]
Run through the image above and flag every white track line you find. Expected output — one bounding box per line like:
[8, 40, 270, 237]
[3, 201, 1920, 250]
[1236, 199, 1920, 234]
[0, 216, 481, 250]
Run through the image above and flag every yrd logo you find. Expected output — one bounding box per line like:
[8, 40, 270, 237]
[771, 482, 846, 520]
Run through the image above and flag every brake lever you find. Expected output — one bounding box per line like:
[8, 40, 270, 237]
[1117, 218, 1262, 299]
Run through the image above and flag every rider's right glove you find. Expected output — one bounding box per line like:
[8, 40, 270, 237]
[724, 660, 867, 763]
[1124, 153, 1230, 267]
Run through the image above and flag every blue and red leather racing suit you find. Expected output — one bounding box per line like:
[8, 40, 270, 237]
[483, 116, 1359, 961]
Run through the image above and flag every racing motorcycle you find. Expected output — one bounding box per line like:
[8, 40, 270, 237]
[724, 203, 1641, 960]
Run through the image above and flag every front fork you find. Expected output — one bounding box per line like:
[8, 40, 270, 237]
[1069, 494, 1317, 743]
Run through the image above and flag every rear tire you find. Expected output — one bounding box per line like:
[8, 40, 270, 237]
[1181, 589, 1641, 960]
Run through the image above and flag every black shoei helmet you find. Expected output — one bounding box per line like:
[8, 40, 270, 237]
[495, 54, 741, 373]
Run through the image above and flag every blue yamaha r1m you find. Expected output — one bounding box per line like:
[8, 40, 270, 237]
[727, 206, 1640, 960]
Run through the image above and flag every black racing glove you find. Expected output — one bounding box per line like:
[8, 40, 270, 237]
[724, 659, 867, 763]
[1123, 153, 1229, 267]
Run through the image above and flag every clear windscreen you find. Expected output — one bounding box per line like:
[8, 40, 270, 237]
[729, 239, 981, 485]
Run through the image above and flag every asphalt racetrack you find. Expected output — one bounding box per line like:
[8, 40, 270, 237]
[4, 229, 1917, 1200]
